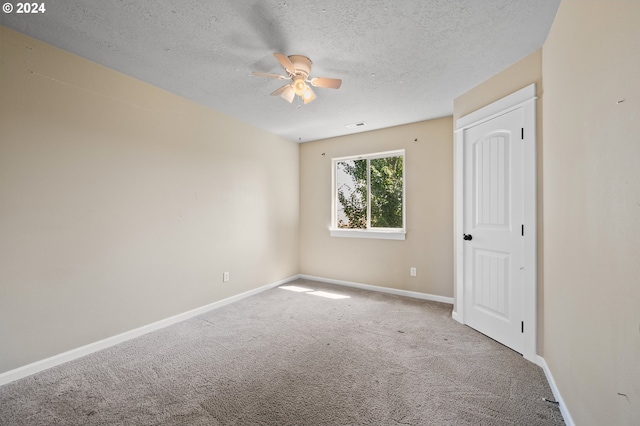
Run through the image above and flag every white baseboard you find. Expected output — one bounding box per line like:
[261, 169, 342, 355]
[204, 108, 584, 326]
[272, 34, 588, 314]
[299, 274, 454, 305]
[0, 275, 300, 387]
[537, 356, 575, 426]
[451, 310, 462, 323]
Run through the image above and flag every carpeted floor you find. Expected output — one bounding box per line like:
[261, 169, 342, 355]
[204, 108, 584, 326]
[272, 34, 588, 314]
[0, 279, 564, 425]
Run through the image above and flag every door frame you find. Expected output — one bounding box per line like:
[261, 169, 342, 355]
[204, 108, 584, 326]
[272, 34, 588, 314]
[453, 84, 538, 362]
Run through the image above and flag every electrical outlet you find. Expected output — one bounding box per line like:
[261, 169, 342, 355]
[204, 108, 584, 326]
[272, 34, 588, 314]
[410, 267, 417, 277]
[223, 272, 229, 282]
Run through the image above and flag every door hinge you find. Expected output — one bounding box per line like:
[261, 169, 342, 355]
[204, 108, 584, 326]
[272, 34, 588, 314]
[521, 224, 524, 236]
[521, 321, 524, 333]
[521, 128, 524, 140]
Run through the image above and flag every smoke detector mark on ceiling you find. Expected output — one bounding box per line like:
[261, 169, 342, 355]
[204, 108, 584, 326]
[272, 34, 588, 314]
[345, 122, 366, 129]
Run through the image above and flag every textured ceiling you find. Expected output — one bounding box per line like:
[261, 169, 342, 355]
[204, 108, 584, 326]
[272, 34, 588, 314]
[0, 0, 560, 142]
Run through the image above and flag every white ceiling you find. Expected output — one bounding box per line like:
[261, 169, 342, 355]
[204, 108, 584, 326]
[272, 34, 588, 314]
[0, 0, 560, 142]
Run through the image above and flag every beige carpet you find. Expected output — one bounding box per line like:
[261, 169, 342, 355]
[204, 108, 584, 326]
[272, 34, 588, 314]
[0, 279, 564, 425]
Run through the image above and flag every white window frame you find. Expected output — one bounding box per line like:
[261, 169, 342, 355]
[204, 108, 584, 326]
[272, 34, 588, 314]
[330, 149, 406, 240]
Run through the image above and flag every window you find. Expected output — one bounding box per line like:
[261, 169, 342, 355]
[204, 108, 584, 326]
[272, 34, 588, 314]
[331, 150, 405, 240]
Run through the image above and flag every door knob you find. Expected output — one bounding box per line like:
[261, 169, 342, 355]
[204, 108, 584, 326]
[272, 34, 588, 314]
[463, 234, 473, 241]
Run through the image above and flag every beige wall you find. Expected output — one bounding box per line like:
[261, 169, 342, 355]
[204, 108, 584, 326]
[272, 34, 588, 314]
[0, 27, 299, 374]
[299, 118, 453, 297]
[453, 49, 542, 123]
[452, 49, 545, 354]
[542, 1, 640, 424]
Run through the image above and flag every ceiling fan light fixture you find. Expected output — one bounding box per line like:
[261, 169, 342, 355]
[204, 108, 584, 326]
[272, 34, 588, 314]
[303, 86, 316, 104]
[280, 85, 296, 103]
[293, 76, 307, 96]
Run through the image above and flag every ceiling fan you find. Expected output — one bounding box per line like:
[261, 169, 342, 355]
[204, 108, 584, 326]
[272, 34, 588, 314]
[252, 53, 342, 105]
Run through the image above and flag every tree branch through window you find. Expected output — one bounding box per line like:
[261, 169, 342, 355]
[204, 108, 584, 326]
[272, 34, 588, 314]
[334, 151, 405, 232]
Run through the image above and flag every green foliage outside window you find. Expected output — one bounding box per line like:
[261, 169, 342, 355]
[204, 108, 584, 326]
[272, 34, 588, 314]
[336, 155, 403, 229]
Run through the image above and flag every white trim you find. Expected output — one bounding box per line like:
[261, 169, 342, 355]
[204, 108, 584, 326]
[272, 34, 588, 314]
[331, 149, 405, 163]
[537, 356, 575, 426]
[456, 84, 537, 130]
[299, 274, 454, 305]
[0, 275, 301, 387]
[453, 125, 465, 324]
[522, 90, 538, 361]
[329, 229, 406, 240]
[454, 83, 538, 362]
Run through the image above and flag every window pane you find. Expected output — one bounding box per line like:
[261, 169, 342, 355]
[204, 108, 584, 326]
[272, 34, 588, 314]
[336, 159, 367, 229]
[370, 156, 403, 228]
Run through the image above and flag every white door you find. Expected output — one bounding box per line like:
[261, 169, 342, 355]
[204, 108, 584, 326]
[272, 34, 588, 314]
[463, 108, 524, 353]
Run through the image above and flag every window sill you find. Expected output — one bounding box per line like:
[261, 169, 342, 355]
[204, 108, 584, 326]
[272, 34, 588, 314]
[329, 229, 406, 240]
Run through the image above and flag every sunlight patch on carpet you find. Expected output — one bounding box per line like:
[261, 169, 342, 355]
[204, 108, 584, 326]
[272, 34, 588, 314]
[279, 285, 314, 292]
[308, 291, 350, 299]
[279, 286, 350, 299]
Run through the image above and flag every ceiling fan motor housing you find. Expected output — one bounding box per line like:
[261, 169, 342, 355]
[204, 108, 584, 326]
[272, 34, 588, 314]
[288, 55, 312, 78]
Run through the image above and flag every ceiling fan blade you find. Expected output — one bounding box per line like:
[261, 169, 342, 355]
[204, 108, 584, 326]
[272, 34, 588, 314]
[274, 53, 295, 73]
[281, 85, 295, 103]
[252, 71, 287, 79]
[303, 86, 316, 104]
[310, 77, 342, 89]
[270, 84, 290, 96]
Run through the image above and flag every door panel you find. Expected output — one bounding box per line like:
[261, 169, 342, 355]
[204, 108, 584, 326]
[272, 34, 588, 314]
[474, 133, 509, 228]
[463, 108, 524, 353]
[474, 249, 510, 319]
